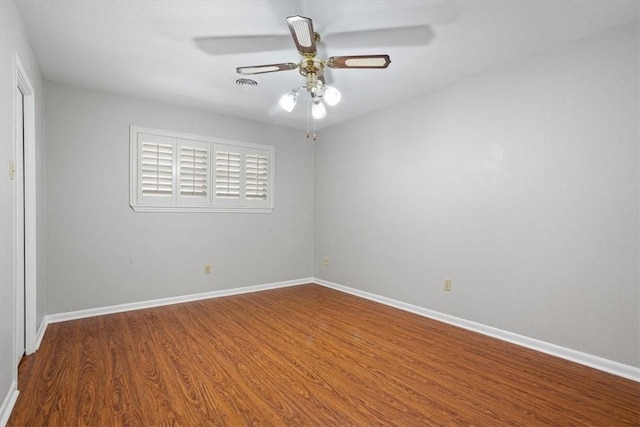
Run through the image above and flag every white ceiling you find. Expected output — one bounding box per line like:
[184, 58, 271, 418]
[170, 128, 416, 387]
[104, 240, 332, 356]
[16, 0, 639, 131]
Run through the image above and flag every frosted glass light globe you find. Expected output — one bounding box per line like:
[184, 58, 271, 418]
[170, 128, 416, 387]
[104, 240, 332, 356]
[323, 86, 341, 106]
[278, 91, 298, 112]
[312, 101, 326, 119]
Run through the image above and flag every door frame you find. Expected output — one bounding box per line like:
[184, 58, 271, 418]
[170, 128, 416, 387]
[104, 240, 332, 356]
[15, 81, 24, 364]
[14, 53, 37, 361]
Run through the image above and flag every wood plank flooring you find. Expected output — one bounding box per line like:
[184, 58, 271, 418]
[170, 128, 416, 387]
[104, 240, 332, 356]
[8, 284, 640, 426]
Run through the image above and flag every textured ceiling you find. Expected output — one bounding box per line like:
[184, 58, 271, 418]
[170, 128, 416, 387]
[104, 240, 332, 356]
[16, 0, 639, 131]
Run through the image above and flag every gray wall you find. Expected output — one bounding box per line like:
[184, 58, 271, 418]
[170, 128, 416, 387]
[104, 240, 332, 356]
[314, 22, 639, 367]
[0, 0, 46, 417]
[45, 83, 314, 313]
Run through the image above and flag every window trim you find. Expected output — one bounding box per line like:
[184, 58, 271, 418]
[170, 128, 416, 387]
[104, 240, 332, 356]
[130, 126, 274, 213]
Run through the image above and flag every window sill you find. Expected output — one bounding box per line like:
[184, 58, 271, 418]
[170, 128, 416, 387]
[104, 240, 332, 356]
[130, 204, 274, 213]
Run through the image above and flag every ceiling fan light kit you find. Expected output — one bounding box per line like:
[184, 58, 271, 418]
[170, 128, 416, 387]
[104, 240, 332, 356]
[236, 15, 391, 138]
[323, 85, 341, 106]
[278, 89, 298, 112]
[312, 100, 327, 120]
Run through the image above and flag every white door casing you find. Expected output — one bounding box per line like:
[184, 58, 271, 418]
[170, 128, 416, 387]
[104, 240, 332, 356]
[15, 85, 25, 363]
[14, 54, 37, 365]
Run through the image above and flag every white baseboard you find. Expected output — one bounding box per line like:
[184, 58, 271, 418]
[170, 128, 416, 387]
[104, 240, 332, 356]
[34, 318, 48, 352]
[44, 278, 314, 326]
[0, 381, 19, 427]
[314, 278, 640, 383]
[37, 277, 639, 383]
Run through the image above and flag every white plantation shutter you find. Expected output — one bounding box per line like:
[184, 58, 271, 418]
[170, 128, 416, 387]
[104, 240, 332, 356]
[131, 126, 273, 212]
[178, 139, 210, 206]
[214, 144, 242, 206]
[137, 133, 175, 205]
[244, 148, 270, 207]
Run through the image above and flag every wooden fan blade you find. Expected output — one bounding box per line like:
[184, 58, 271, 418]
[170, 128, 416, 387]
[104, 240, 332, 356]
[286, 15, 317, 56]
[326, 55, 391, 69]
[236, 62, 298, 75]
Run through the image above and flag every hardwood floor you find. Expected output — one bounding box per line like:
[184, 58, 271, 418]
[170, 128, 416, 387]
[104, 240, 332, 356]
[8, 284, 640, 426]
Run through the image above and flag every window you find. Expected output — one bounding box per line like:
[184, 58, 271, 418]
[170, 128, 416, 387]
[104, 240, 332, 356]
[130, 126, 274, 212]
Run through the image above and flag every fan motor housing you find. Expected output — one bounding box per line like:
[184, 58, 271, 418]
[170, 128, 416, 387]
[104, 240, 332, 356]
[299, 57, 324, 77]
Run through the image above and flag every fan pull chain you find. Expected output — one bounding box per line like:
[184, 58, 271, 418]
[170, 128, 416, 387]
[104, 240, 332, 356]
[306, 96, 310, 139]
[304, 96, 317, 140]
[313, 117, 317, 141]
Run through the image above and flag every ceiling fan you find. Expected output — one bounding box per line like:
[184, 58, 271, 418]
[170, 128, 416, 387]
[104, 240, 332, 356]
[236, 15, 391, 126]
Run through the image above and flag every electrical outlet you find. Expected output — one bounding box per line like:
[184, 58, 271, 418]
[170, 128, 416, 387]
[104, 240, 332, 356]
[444, 279, 452, 292]
[323, 257, 330, 267]
[204, 264, 212, 274]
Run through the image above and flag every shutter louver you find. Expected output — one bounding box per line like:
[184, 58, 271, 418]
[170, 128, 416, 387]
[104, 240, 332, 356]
[179, 146, 208, 196]
[141, 142, 173, 196]
[215, 148, 241, 201]
[245, 153, 269, 200]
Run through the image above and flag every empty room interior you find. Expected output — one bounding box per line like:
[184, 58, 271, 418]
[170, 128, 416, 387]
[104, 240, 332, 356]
[1, 0, 639, 425]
